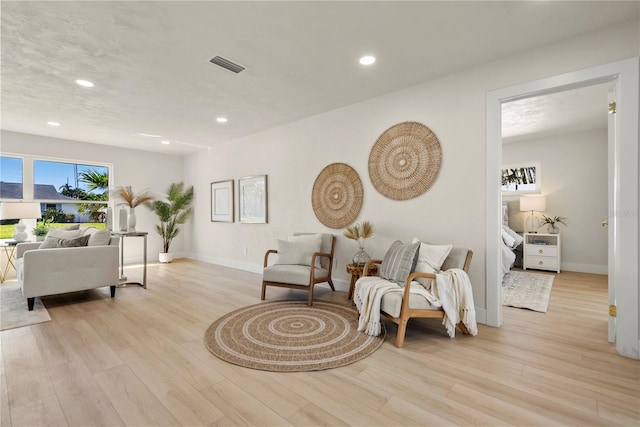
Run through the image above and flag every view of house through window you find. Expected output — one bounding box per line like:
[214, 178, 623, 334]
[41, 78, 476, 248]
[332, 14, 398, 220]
[0, 157, 110, 239]
[0, 156, 24, 199]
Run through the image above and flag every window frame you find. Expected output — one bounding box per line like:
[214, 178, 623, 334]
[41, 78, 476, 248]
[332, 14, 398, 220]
[0, 153, 113, 204]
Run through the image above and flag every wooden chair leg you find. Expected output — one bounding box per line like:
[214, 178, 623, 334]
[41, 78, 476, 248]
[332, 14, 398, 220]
[110, 285, 116, 298]
[457, 322, 470, 335]
[260, 282, 266, 300]
[307, 284, 314, 306]
[327, 278, 335, 291]
[396, 319, 408, 348]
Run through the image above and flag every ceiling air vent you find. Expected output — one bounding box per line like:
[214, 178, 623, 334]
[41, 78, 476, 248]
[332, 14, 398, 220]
[209, 56, 245, 74]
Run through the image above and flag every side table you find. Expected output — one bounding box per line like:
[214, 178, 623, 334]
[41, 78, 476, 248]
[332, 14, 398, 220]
[111, 231, 148, 288]
[1, 241, 18, 283]
[346, 263, 378, 300]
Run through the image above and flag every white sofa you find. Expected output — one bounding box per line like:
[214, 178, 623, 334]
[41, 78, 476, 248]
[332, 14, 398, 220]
[16, 227, 120, 310]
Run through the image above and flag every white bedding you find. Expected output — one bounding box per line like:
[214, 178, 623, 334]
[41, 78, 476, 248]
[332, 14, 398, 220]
[502, 240, 516, 277]
[501, 204, 522, 278]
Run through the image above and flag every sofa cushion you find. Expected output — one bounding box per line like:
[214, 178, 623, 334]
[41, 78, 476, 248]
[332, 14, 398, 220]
[47, 228, 84, 240]
[82, 227, 112, 246]
[378, 240, 420, 284]
[40, 234, 91, 249]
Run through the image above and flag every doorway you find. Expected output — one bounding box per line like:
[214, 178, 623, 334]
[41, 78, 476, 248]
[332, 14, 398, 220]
[485, 58, 639, 359]
[500, 83, 610, 330]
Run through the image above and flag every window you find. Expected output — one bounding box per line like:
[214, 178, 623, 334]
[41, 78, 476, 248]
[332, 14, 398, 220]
[501, 162, 541, 194]
[33, 160, 110, 224]
[0, 156, 23, 199]
[0, 155, 111, 238]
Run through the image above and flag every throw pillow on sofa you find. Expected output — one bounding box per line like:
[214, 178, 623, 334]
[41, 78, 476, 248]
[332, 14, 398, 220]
[82, 227, 112, 246]
[47, 228, 84, 240]
[411, 237, 452, 289]
[40, 234, 91, 249]
[378, 240, 420, 284]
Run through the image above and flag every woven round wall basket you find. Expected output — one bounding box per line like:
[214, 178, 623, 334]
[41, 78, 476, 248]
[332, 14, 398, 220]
[368, 121, 442, 201]
[312, 163, 363, 229]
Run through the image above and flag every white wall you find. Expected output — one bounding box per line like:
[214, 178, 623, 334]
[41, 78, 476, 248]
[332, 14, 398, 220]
[0, 131, 185, 264]
[184, 19, 639, 320]
[503, 129, 608, 274]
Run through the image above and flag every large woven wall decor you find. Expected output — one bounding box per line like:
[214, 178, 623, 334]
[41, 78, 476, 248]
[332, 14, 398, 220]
[368, 121, 442, 200]
[312, 163, 363, 229]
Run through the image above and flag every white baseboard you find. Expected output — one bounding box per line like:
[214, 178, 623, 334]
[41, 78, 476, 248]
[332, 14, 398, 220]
[191, 253, 263, 275]
[561, 262, 607, 275]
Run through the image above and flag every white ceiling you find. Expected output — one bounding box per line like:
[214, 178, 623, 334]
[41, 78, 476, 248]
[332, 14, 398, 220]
[1, 1, 637, 155]
[501, 83, 612, 144]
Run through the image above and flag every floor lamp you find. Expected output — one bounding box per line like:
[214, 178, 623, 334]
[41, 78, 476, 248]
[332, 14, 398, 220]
[0, 201, 42, 242]
[520, 196, 546, 233]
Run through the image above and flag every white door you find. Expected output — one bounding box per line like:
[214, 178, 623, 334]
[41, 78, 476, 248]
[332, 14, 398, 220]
[607, 90, 615, 343]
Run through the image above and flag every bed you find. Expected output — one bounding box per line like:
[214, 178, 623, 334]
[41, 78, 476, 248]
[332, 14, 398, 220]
[501, 204, 523, 278]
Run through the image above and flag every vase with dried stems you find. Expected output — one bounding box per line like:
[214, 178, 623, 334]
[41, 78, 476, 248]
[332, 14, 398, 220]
[113, 186, 155, 232]
[343, 220, 375, 266]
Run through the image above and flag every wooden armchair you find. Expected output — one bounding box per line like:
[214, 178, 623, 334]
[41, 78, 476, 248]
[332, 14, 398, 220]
[361, 247, 473, 347]
[261, 233, 335, 306]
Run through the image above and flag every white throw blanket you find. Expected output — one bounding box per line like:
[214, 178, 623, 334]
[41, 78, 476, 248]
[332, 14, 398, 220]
[434, 269, 478, 338]
[354, 269, 478, 338]
[354, 278, 401, 336]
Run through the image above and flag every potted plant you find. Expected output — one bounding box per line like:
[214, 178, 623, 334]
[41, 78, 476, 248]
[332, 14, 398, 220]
[343, 220, 375, 266]
[113, 186, 155, 231]
[146, 182, 194, 263]
[32, 219, 52, 241]
[539, 214, 567, 234]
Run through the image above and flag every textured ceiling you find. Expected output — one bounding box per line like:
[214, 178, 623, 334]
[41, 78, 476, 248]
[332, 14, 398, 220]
[1, 1, 637, 154]
[502, 83, 611, 144]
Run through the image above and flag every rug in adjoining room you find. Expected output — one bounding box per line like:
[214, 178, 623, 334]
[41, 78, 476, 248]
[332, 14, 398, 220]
[1, 283, 51, 331]
[502, 271, 554, 313]
[204, 300, 385, 372]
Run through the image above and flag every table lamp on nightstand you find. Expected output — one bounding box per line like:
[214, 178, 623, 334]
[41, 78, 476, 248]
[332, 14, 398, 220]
[0, 201, 42, 242]
[520, 195, 546, 233]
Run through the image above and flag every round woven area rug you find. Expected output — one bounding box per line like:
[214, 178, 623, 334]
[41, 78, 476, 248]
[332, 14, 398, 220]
[204, 300, 385, 372]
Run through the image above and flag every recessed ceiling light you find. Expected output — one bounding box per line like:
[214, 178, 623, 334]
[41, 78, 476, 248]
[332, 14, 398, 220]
[137, 133, 162, 138]
[47, 121, 60, 127]
[216, 117, 228, 123]
[161, 140, 170, 145]
[75, 79, 94, 87]
[359, 55, 376, 65]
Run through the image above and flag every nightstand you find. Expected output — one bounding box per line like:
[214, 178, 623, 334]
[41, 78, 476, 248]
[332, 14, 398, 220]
[523, 233, 560, 273]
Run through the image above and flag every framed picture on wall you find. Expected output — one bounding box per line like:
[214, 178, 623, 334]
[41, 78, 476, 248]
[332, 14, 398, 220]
[501, 162, 541, 195]
[211, 180, 234, 222]
[239, 175, 267, 223]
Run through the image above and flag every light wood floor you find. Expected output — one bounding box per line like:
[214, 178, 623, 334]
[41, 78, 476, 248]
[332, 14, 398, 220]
[1, 261, 638, 426]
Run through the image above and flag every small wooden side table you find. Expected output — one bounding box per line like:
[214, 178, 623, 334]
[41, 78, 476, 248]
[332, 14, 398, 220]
[346, 263, 378, 300]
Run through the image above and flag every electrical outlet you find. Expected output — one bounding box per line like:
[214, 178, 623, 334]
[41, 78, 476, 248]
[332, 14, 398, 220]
[243, 247, 248, 255]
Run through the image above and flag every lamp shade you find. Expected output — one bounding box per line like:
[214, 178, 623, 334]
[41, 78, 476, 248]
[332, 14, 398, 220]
[519, 196, 546, 212]
[0, 202, 42, 220]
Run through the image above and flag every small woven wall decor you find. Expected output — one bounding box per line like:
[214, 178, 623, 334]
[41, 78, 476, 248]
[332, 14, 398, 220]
[368, 121, 442, 201]
[312, 163, 363, 229]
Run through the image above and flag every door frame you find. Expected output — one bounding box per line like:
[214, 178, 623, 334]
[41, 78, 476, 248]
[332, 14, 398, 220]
[485, 58, 639, 359]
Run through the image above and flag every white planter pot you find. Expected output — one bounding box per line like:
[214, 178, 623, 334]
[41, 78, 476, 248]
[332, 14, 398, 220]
[35, 235, 45, 242]
[159, 252, 173, 263]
